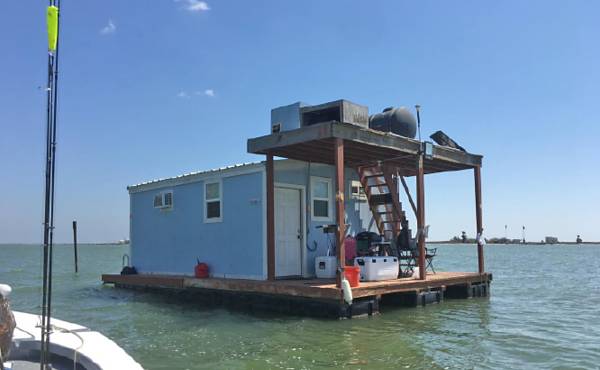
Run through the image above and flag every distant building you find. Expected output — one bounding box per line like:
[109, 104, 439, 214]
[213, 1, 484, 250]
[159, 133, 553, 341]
[545, 236, 558, 244]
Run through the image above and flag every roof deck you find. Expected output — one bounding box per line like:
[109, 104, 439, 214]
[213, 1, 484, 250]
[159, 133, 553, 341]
[247, 121, 482, 176]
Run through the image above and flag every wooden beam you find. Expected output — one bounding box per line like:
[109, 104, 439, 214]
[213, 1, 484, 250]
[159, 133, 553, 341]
[399, 175, 418, 217]
[248, 121, 334, 154]
[247, 121, 483, 169]
[416, 154, 426, 280]
[184, 276, 341, 300]
[334, 138, 345, 288]
[266, 154, 275, 280]
[474, 165, 484, 273]
[332, 122, 482, 167]
[101, 274, 185, 289]
[351, 271, 491, 298]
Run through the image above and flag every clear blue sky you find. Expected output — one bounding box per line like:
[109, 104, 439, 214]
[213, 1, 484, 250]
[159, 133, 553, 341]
[1, 0, 598, 243]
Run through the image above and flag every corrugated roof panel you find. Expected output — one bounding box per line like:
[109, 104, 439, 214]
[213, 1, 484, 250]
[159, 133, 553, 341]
[127, 161, 263, 190]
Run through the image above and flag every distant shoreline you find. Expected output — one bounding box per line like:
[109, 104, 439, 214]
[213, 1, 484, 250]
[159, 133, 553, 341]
[0, 242, 129, 246]
[428, 241, 599, 245]
[2, 241, 598, 247]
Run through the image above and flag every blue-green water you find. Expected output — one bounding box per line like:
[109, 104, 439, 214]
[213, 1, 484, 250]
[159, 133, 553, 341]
[0, 244, 598, 369]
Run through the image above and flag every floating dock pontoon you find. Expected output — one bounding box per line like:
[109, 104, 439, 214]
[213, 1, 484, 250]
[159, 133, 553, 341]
[102, 271, 491, 317]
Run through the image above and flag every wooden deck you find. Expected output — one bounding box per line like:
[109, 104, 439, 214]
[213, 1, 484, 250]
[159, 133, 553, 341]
[102, 271, 492, 301]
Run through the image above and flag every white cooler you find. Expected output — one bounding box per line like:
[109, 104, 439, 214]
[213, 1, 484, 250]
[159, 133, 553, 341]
[315, 256, 337, 279]
[354, 256, 399, 281]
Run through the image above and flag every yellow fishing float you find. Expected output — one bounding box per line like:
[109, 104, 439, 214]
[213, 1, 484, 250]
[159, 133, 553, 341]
[47, 6, 59, 51]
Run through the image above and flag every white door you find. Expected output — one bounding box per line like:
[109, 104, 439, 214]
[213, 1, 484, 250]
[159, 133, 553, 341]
[275, 187, 302, 277]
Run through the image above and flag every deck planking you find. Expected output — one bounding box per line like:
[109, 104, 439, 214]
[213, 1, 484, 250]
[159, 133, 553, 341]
[102, 271, 492, 301]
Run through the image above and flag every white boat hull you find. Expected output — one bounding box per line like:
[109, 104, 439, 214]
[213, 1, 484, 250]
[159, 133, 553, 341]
[6, 311, 143, 370]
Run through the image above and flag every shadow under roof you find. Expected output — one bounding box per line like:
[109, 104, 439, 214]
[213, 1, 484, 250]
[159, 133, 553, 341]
[247, 121, 482, 177]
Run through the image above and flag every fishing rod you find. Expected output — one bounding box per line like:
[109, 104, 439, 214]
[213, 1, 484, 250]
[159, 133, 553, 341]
[41, 1, 60, 369]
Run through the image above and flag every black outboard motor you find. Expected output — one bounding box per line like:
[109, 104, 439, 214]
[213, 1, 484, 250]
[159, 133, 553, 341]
[369, 107, 417, 138]
[120, 254, 138, 275]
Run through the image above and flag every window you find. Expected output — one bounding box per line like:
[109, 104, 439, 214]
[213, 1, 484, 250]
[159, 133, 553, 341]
[153, 194, 163, 208]
[164, 192, 173, 207]
[153, 191, 173, 209]
[350, 180, 366, 201]
[310, 176, 332, 221]
[204, 180, 222, 222]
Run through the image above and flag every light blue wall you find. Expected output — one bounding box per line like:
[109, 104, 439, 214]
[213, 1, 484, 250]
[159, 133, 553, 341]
[130, 170, 265, 279]
[274, 160, 377, 276]
[129, 160, 377, 279]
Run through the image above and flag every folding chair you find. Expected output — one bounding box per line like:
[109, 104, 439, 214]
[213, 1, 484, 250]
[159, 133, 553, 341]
[396, 227, 417, 277]
[425, 247, 437, 273]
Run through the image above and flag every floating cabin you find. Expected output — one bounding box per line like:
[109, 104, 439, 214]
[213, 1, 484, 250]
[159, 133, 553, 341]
[103, 100, 492, 318]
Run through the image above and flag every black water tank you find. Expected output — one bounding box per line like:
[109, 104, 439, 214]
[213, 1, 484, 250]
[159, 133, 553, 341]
[369, 107, 417, 138]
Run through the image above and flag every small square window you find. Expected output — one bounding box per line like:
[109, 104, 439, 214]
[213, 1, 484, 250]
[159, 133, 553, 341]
[206, 183, 220, 200]
[205, 181, 222, 222]
[313, 180, 329, 198]
[153, 191, 173, 209]
[206, 201, 220, 219]
[350, 180, 366, 200]
[313, 200, 329, 218]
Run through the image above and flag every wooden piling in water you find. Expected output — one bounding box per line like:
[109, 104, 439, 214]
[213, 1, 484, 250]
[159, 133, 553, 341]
[72, 220, 78, 273]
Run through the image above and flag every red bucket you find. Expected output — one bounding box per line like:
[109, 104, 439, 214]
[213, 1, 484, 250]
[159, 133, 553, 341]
[344, 266, 360, 287]
[194, 262, 209, 278]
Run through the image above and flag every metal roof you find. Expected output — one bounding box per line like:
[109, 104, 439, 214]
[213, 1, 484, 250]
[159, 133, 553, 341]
[127, 162, 263, 191]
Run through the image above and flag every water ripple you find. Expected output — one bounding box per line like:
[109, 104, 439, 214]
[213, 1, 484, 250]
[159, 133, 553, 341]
[1, 243, 599, 369]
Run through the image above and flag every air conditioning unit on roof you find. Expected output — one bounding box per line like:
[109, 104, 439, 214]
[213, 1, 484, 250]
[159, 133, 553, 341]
[300, 99, 368, 128]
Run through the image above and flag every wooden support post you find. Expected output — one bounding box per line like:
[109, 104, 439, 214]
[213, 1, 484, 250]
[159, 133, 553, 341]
[334, 138, 345, 288]
[416, 155, 426, 280]
[266, 154, 275, 280]
[72, 220, 78, 273]
[474, 166, 484, 273]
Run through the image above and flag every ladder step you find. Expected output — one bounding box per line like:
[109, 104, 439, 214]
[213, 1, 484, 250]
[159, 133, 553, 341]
[358, 164, 382, 171]
[367, 183, 389, 188]
[362, 174, 385, 180]
[369, 193, 393, 205]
